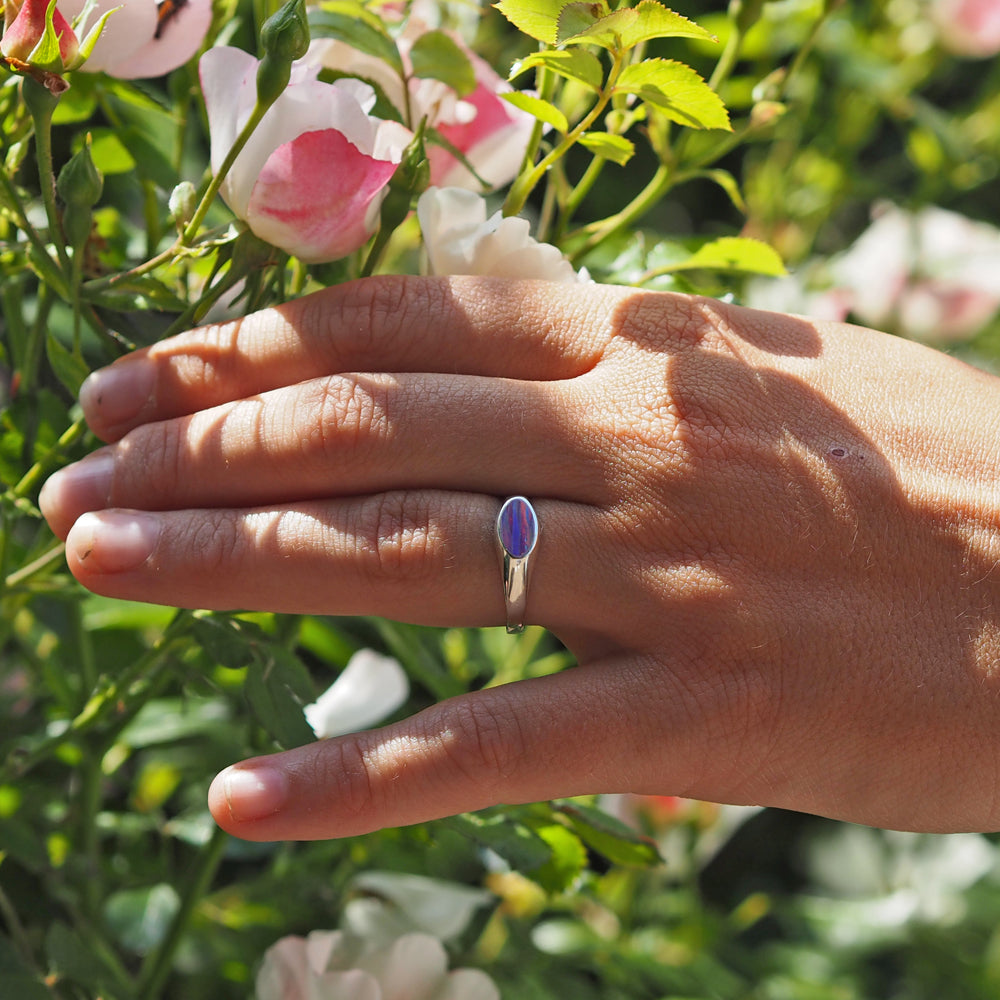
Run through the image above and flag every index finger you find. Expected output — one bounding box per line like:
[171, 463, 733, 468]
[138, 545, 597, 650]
[83, 275, 621, 441]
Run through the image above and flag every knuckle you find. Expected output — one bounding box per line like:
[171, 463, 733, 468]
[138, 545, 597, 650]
[187, 514, 247, 576]
[308, 737, 383, 823]
[327, 276, 444, 367]
[353, 492, 437, 582]
[301, 374, 393, 462]
[437, 696, 524, 789]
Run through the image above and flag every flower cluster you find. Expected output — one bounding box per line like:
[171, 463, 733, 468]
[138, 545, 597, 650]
[748, 203, 1000, 342]
[200, 5, 536, 263]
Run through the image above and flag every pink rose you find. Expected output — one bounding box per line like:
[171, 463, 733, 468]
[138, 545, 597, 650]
[57, 0, 212, 78]
[306, 25, 534, 190]
[832, 203, 1000, 341]
[200, 46, 411, 263]
[929, 0, 1000, 57]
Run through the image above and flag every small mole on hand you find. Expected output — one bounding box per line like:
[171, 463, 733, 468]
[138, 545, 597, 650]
[829, 447, 848, 458]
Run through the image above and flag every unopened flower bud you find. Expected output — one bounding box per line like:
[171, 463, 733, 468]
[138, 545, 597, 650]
[255, 0, 309, 107]
[1, 0, 78, 69]
[168, 181, 197, 226]
[57, 136, 103, 207]
[378, 122, 430, 237]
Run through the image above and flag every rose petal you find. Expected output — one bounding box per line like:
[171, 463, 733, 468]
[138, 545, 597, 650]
[107, 0, 213, 78]
[59, 0, 153, 70]
[417, 187, 583, 283]
[356, 933, 449, 1000]
[348, 872, 493, 942]
[303, 650, 409, 738]
[199, 46, 259, 199]
[436, 969, 502, 1000]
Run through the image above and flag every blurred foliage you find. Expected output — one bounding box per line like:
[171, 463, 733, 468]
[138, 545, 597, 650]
[3, 0, 1000, 998]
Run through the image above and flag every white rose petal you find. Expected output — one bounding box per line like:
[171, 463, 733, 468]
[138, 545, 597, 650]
[304, 649, 410, 739]
[417, 187, 587, 284]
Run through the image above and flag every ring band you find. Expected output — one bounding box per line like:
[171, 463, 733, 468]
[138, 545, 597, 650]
[496, 496, 539, 634]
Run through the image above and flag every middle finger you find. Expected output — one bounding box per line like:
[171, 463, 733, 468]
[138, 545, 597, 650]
[41, 371, 604, 538]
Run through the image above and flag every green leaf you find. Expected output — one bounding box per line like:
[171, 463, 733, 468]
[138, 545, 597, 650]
[577, 131, 634, 164]
[562, 1, 716, 51]
[244, 646, 316, 748]
[670, 236, 786, 275]
[556, 1, 610, 43]
[556, 801, 662, 867]
[510, 48, 604, 91]
[120, 697, 232, 748]
[493, 0, 567, 44]
[82, 275, 186, 313]
[45, 334, 89, 396]
[528, 823, 587, 893]
[444, 812, 553, 872]
[501, 91, 568, 133]
[698, 167, 746, 213]
[409, 30, 476, 97]
[614, 59, 730, 131]
[308, 3, 402, 74]
[104, 884, 180, 954]
[192, 614, 266, 669]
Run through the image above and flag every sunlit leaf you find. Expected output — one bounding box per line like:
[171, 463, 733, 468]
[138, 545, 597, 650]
[556, 1, 610, 43]
[561, 1, 716, 51]
[557, 801, 662, 867]
[528, 824, 587, 894]
[501, 91, 568, 132]
[577, 131, 634, 164]
[671, 236, 786, 275]
[493, 0, 567, 44]
[510, 48, 604, 91]
[615, 59, 730, 131]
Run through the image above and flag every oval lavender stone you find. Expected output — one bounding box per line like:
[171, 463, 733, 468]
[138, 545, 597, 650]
[497, 497, 538, 559]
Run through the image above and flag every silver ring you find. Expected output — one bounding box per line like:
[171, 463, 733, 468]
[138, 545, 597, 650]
[496, 496, 539, 634]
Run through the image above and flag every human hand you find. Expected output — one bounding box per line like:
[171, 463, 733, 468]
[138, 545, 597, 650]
[40, 276, 1000, 835]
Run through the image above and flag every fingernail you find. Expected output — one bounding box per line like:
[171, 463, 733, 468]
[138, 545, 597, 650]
[80, 358, 155, 428]
[67, 510, 161, 574]
[219, 764, 288, 822]
[39, 450, 114, 521]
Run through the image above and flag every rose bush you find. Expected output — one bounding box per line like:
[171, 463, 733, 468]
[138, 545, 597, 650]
[7, 1, 1000, 998]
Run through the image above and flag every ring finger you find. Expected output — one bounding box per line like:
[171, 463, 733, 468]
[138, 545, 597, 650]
[62, 492, 620, 639]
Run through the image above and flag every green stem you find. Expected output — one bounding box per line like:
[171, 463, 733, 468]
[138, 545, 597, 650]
[136, 826, 230, 1000]
[12, 415, 87, 499]
[23, 78, 69, 271]
[503, 53, 623, 218]
[0, 168, 60, 282]
[3, 541, 66, 591]
[182, 99, 271, 245]
[568, 161, 673, 263]
[558, 154, 607, 236]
